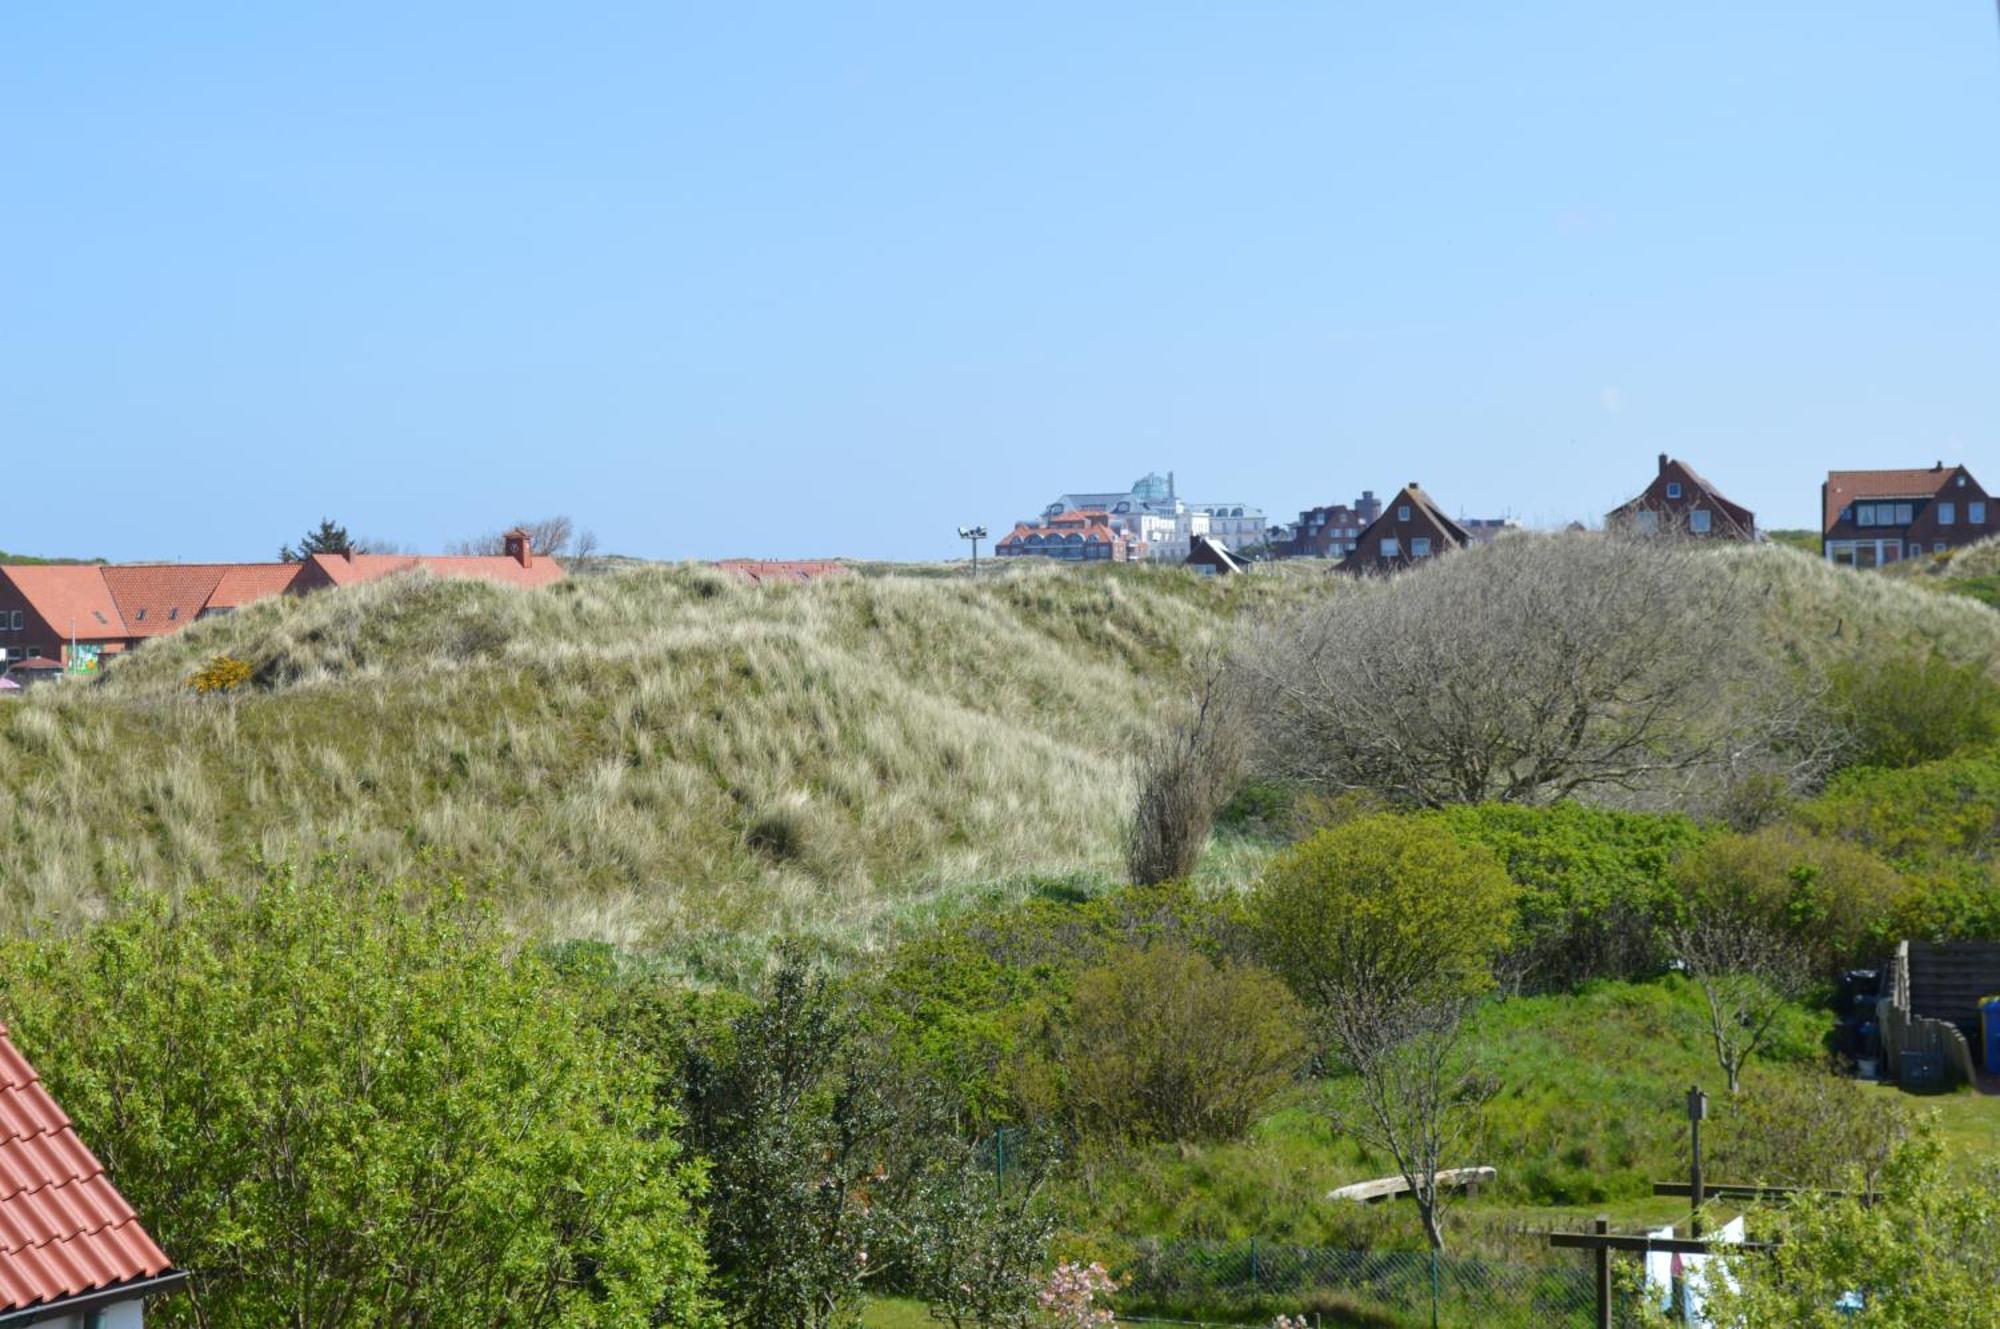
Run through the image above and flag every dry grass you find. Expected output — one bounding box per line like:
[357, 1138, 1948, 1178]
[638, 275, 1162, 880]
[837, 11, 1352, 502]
[1, 542, 1991, 962]
[0, 562, 1294, 953]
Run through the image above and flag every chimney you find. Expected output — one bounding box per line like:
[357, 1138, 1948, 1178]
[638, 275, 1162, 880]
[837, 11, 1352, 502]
[1168, 470, 1177, 502]
[342, 546, 356, 563]
[504, 528, 533, 567]
[1659, 452, 1670, 476]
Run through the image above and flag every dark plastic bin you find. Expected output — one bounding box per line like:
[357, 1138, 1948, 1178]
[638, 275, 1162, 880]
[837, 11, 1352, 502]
[1900, 1049, 1946, 1093]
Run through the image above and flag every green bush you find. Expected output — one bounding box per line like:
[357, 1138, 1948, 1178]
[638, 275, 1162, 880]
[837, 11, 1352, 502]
[1253, 814, 1517, 1010]
[0, 862, 713, 1328]
[1827, 650, 2000, 770]
[1430, 804, 1707, 985]
[1667, 826, 1908, 974]
[1793, 747, 2000, 876]
[1056, 943, 1307, 1144]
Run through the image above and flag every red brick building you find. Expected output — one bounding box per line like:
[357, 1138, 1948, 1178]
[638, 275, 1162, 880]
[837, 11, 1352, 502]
[1606, 454, 1756, 539]
[0, 530, 562, 672]
[1282, 492, 1383, 560]
[1338, 483, 1472, 573]
[1822, 464, 1994, 568]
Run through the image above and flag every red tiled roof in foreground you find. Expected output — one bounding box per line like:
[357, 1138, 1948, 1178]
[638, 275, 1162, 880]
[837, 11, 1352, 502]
[0, 1023, 176, 1315]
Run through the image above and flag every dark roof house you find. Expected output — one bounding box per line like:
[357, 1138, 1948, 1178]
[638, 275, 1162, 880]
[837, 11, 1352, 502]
[1822, 463, 1994, 568]
[1607, 454, 1756, 539]
[1337, 483, 1472, 574]
[0, 1022, 184, 1322]
[1184, 534, 1246, 576]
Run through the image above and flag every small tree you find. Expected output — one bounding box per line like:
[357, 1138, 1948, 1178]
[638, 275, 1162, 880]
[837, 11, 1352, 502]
[1708, 1136, 2000, 1327]
[1827, 649, 2000, 770]
[279, 517, 356, 562]
[1252, 815, 1517, 1251]
[450, 515, 594, 560]
[894, 1132, 1055, 1329]
[1127, 658, 1246, 885]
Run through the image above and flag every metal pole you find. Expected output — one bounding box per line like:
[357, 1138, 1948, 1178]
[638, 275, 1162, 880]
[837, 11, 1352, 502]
[1594, 1216, 1612, 1329]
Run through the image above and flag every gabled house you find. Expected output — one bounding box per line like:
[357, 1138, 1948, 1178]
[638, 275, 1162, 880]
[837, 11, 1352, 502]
[0, 1021, 185, 1324]
[0, 531, 564, 672]
[1184, 534, 1246, 577]
[1822, 463, 1994, 568]
[1607, 454, 1756, 539]
[1337, 483, 1471, 573]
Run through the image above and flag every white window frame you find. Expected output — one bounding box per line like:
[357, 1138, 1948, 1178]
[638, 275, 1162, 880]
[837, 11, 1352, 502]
[1398, 505, 1411, 521]
[1380, 537, 1401, 558]
[1411, 537, 1432, 557]
[1689, 509, 1712, 534]
[1940, 502, 1956, 525]
[1665, 482, 1682, 499]
[1973, 501, 1988, 525]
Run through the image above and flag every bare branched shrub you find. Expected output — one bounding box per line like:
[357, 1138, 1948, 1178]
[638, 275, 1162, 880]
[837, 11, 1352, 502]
[1668, 898, 1815, 1095]
[450, 515, 592, 559]
[1125, 658, 1247, 885]
[1241, 532, 1824, 811]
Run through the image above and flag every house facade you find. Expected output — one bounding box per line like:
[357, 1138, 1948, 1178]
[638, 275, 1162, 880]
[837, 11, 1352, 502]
[1282, 492, 1383, 560]
[1607, 454, 1756, 539]
[1337, 483, 1471, 573]
[1184, 534, 1246, 576]
[995, 509, 1139, 562]
[1822, 464, 1994, 567]
[0, 531, 563, 673]
[0, 1022, 185, 1325]
[1038, 471, 1240, 562]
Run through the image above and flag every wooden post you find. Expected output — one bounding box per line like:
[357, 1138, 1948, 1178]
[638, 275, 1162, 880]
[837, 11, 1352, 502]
[1686, 1085, 1708, 1239]
[1594, 1215, 1612, 1329]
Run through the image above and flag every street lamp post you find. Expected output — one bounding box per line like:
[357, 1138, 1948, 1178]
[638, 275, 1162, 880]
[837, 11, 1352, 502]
[957, 525, 988, 577]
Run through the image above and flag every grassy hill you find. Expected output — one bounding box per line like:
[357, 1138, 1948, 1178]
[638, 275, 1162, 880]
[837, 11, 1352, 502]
[1882, 533, 2000, 610]
[2, 541, 1994, 957]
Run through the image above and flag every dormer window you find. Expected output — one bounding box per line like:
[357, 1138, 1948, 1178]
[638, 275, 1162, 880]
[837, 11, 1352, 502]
[1666, 482, 1682, 500]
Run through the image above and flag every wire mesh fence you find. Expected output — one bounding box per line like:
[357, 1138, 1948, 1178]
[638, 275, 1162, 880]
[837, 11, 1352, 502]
[1118, 1236, 1597, 1328]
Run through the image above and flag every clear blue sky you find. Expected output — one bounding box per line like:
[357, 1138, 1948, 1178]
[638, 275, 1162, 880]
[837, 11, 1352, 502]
[5, 4, 1997, 561]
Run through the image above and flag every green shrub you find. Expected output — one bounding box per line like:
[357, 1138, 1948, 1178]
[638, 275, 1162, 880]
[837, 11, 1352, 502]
[1667, 826, 1908, 974]
[1253, 814, 1517, 1010]
[1793, 747, 2000, 874]
[1827, 650, 2000, 770]
[1430, 804, 1707, 985]
[0, 862, 712, 1328]
[1709, 1064, 1913, 1192]
[1056, 943, 1307, 1143]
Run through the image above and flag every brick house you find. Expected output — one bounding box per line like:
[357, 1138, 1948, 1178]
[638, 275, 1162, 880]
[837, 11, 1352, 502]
[995, 510, 1140, 562]
[0, 531, 563, 673]
[1282, 492, 1382, 559]
[1, 1021, 186, 1325]
[1606, 454, 1756, 539]
[1822, 464, 1994, 568]
[1337, 483, 1471, 573]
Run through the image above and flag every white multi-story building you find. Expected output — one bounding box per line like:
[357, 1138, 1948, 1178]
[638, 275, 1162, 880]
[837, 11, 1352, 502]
[1038, 471, 1257, 562]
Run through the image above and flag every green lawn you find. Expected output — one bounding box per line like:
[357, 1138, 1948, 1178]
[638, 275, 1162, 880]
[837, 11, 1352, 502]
[861, 1298, 942, 1328]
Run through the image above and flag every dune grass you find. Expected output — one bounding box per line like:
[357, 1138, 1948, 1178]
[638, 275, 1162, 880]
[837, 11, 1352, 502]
[2, 540, 1993, 958]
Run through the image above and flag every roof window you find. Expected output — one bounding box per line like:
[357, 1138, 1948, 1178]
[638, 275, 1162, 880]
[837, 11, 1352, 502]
[135, 608, 146, 621]
[92, 610, 108, 624]
[168, 607, 179, 621]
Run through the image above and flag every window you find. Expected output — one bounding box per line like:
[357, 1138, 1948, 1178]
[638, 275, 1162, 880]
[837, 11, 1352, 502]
[27, 648, 40, 658]
[1398, 505, 1411, 521]
[1380, 538, 1401, 558]
[92, 610, 107, 624]
[1411, 537, 1432, 557]
[135, 608, 147, 621]
[1634, 510, 1659, 534]
[1666, 482, 1682, 499]
[168, 607, 179, 621]
[8, 611, 18, 630]
[1857, 505, 1876, 526]
[1689, 509, 1712, 534]
[1973, 502, 1988, 524]
[1937, 542, 1948, 554]
[1895, 503, 1913, 525]
[1940, 502, 1956, 525]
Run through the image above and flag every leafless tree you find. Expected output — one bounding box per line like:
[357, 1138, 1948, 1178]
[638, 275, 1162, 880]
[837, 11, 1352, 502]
[449, 515, 594, 560]
[1125, 658, 1247, 885]
[1669, 903, 1814, 1094]
[1324, 990, 1492, 1253]
[1239, 532, 1824, 810]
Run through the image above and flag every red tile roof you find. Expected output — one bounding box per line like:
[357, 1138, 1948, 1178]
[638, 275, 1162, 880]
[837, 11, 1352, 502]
[1823, 465, 1965, 533]
[0, 568, 125, 640]
[207, 564, 304, 608]
[101, 566, 229, 638]
[307, 552, 567, 590]
[0, 1023, 176, 1315]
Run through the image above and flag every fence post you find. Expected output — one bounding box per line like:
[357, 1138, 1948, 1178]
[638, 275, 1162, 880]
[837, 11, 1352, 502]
[1430, 1246, 1440, 1329]
[1594, 1215, 1612, 1329]
[1249, 1235, 1259, 1289]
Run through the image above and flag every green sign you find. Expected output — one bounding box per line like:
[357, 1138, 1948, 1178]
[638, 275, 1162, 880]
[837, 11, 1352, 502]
[67, 644, 101, 675]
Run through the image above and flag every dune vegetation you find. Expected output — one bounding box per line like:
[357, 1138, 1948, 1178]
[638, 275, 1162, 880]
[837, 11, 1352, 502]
[1, 538, 1995, 962]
